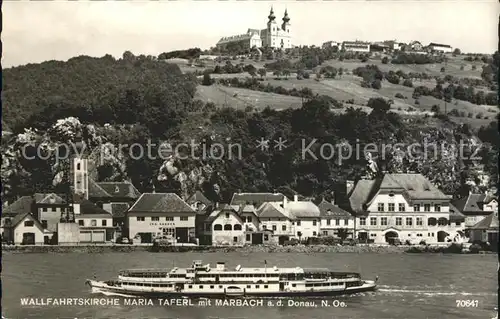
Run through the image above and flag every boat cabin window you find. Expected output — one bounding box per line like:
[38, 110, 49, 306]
[199, 285, 203, 289]
[255, 285, 260, 288]
[264, 285, 268, 288]
[210, 285, 214, 289]
[292, 284, 296, 287]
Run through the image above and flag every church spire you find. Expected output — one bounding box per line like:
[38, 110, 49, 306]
[282, 9, 290, 23]
[268, 6, 276, 21]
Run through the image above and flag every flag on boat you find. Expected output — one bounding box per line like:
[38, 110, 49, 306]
[264, 260, 267, 265]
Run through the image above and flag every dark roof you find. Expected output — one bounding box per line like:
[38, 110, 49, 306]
[317, 199, 352, 218]
[469, 212, 498, 230]
[128, 193, 195, 214]
[349, 174, 449, 214]
[429, 43, 452, 48]
[9, 212, 44, 229]
[257, 202, 288, 219]
[109, 203, 130, 218]
[89, 179, 112, 198]
[230, 193, 287, 207]
[2, 196, 34, 217]
[449, 203, 466, 222]
[79, 200, 112, 216]
[95, 182, 141, 200]
[451, 194, 497, 215]
[186, 191, 212, 206]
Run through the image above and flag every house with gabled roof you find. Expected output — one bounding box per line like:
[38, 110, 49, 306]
[283, 195, 321, 240]
[318, 197, 355, 238]
[257, 202, 294, 244]
[200, 203, 270, 246]
[347, 173, 465, 244]
[74, 197, 115, 243]
[451, 193, 498, 228]
[468, 210, 498, 247]
[3, 212, 49, 245]
[126, 193, 196, 244]
[427, 42, 453, 54]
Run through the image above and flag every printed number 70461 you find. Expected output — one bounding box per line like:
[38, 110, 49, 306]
[456, 300, 479, 307]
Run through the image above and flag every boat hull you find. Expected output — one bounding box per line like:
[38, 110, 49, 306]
[86, 280, 377, 298]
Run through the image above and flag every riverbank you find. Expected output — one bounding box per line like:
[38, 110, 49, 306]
[2, 243, 495, 254]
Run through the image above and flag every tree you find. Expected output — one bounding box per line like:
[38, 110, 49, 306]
[382, 56, 389, 64]
[367, 97, 391, 112]
[431, 105, 441, 113]
[371, 79, 382, 89]
[202, 73, 212, 86]
[257, 68, 267, 79]
[453, 48, 461, 55]
[336, 228, 350, 241]
[282, 69, 291, 79]
[440, 67, 445, 73]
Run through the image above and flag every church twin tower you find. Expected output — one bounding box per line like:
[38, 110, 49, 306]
[261, 7, 292, 49]
[216, 7, 292, 50]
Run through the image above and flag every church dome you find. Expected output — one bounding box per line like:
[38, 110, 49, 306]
[282, 9, 290, 23]
[268, 7, 276, 21]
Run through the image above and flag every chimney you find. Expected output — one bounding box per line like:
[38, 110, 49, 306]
[282, 196, 288, 210]
[330, 191, 335, 205]
[293, 195, 299, 202]
[346, 180, 354, 196]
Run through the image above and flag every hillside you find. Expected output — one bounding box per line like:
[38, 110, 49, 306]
[1, 51, 498, 205]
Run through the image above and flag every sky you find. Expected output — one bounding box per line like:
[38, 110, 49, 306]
[2, 1, 499, 67]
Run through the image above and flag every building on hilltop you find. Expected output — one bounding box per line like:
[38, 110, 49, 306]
[216, 7, 292, 50]
[427, 42, 453, 54]
[341, 41, 371, 53]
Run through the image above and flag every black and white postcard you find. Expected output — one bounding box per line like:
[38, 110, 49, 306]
[1, 1, 498, 319]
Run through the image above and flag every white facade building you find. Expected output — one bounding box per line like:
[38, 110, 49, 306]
[216, 7, 292, 50]
[348, 174, 466, 245]
[284, 195, 321, 239]
[126, 193, 197, 244]
[342, 41, 371, 53]
[428, 42, 453, 54]
[318, 198, 355, 238]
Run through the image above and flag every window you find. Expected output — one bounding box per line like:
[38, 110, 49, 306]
[51, 207, 57, 212]
[24, 220, 34, 227]
[414, 204, 420, 212]
[312, 231, 317, 236]
[370, 217, 377, 226]
[102, 220, 107, 226]
[91, 220, 97, 227]
[455, 221, 461, 226]
[262, 225, 267, 230]
[335, 219, 340, 226]
[398, 203, 405, 212]
[272, 225, 277, 231]
[214, 224, 222, 231]
[151, 217, 160, 222]
[264, 235, 269, 241]
[380, 217, 387, 226]
[359, 217, 366, 226]
[199, 285, 203, 289]
[292, 284, 296, 287]
[377, 203, 384, 212]
[78, 220, 84, 226]
[234, 224, 242, 231]
[224, 224, 232, 231]
[247, 216, 252, 223]
[296, 221, 301, 226]
[312, 220, 317, 226]
[344, 218, 349, 225]
[137, 217, 145, 221]
[396, 217, 402, 226]
[42, 207, 48, 212]
[225, 213, 230, 219]
[180, 216, 189, 221]
[326, 219, 331, 225]
[406, 217, 412, 226]
[282, 225, 286, 231]
[246, 285, 251, 288]
[41, 220, 48, 228]
[255, 285, 260, 288]
[323, 231, 328, 236]
[424, 204, 430, 212]
[210, 285, 214, 289]
[434, 204, 441, 212]
[166, 217, 173, 221]
[246, 234, 251, 241]
[416, 217, 423, 226]
[77, 163, 81, 170]
[388, 203, 395, 212]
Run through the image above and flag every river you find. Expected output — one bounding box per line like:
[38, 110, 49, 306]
[2, 252, 498, 319]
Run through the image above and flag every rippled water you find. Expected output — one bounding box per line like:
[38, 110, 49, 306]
[2, 252, 498, 319]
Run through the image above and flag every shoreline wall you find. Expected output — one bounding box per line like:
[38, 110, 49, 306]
[2, 244, 494, 254]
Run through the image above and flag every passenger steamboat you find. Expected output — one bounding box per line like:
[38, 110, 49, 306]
[86, 260, 377, 297]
